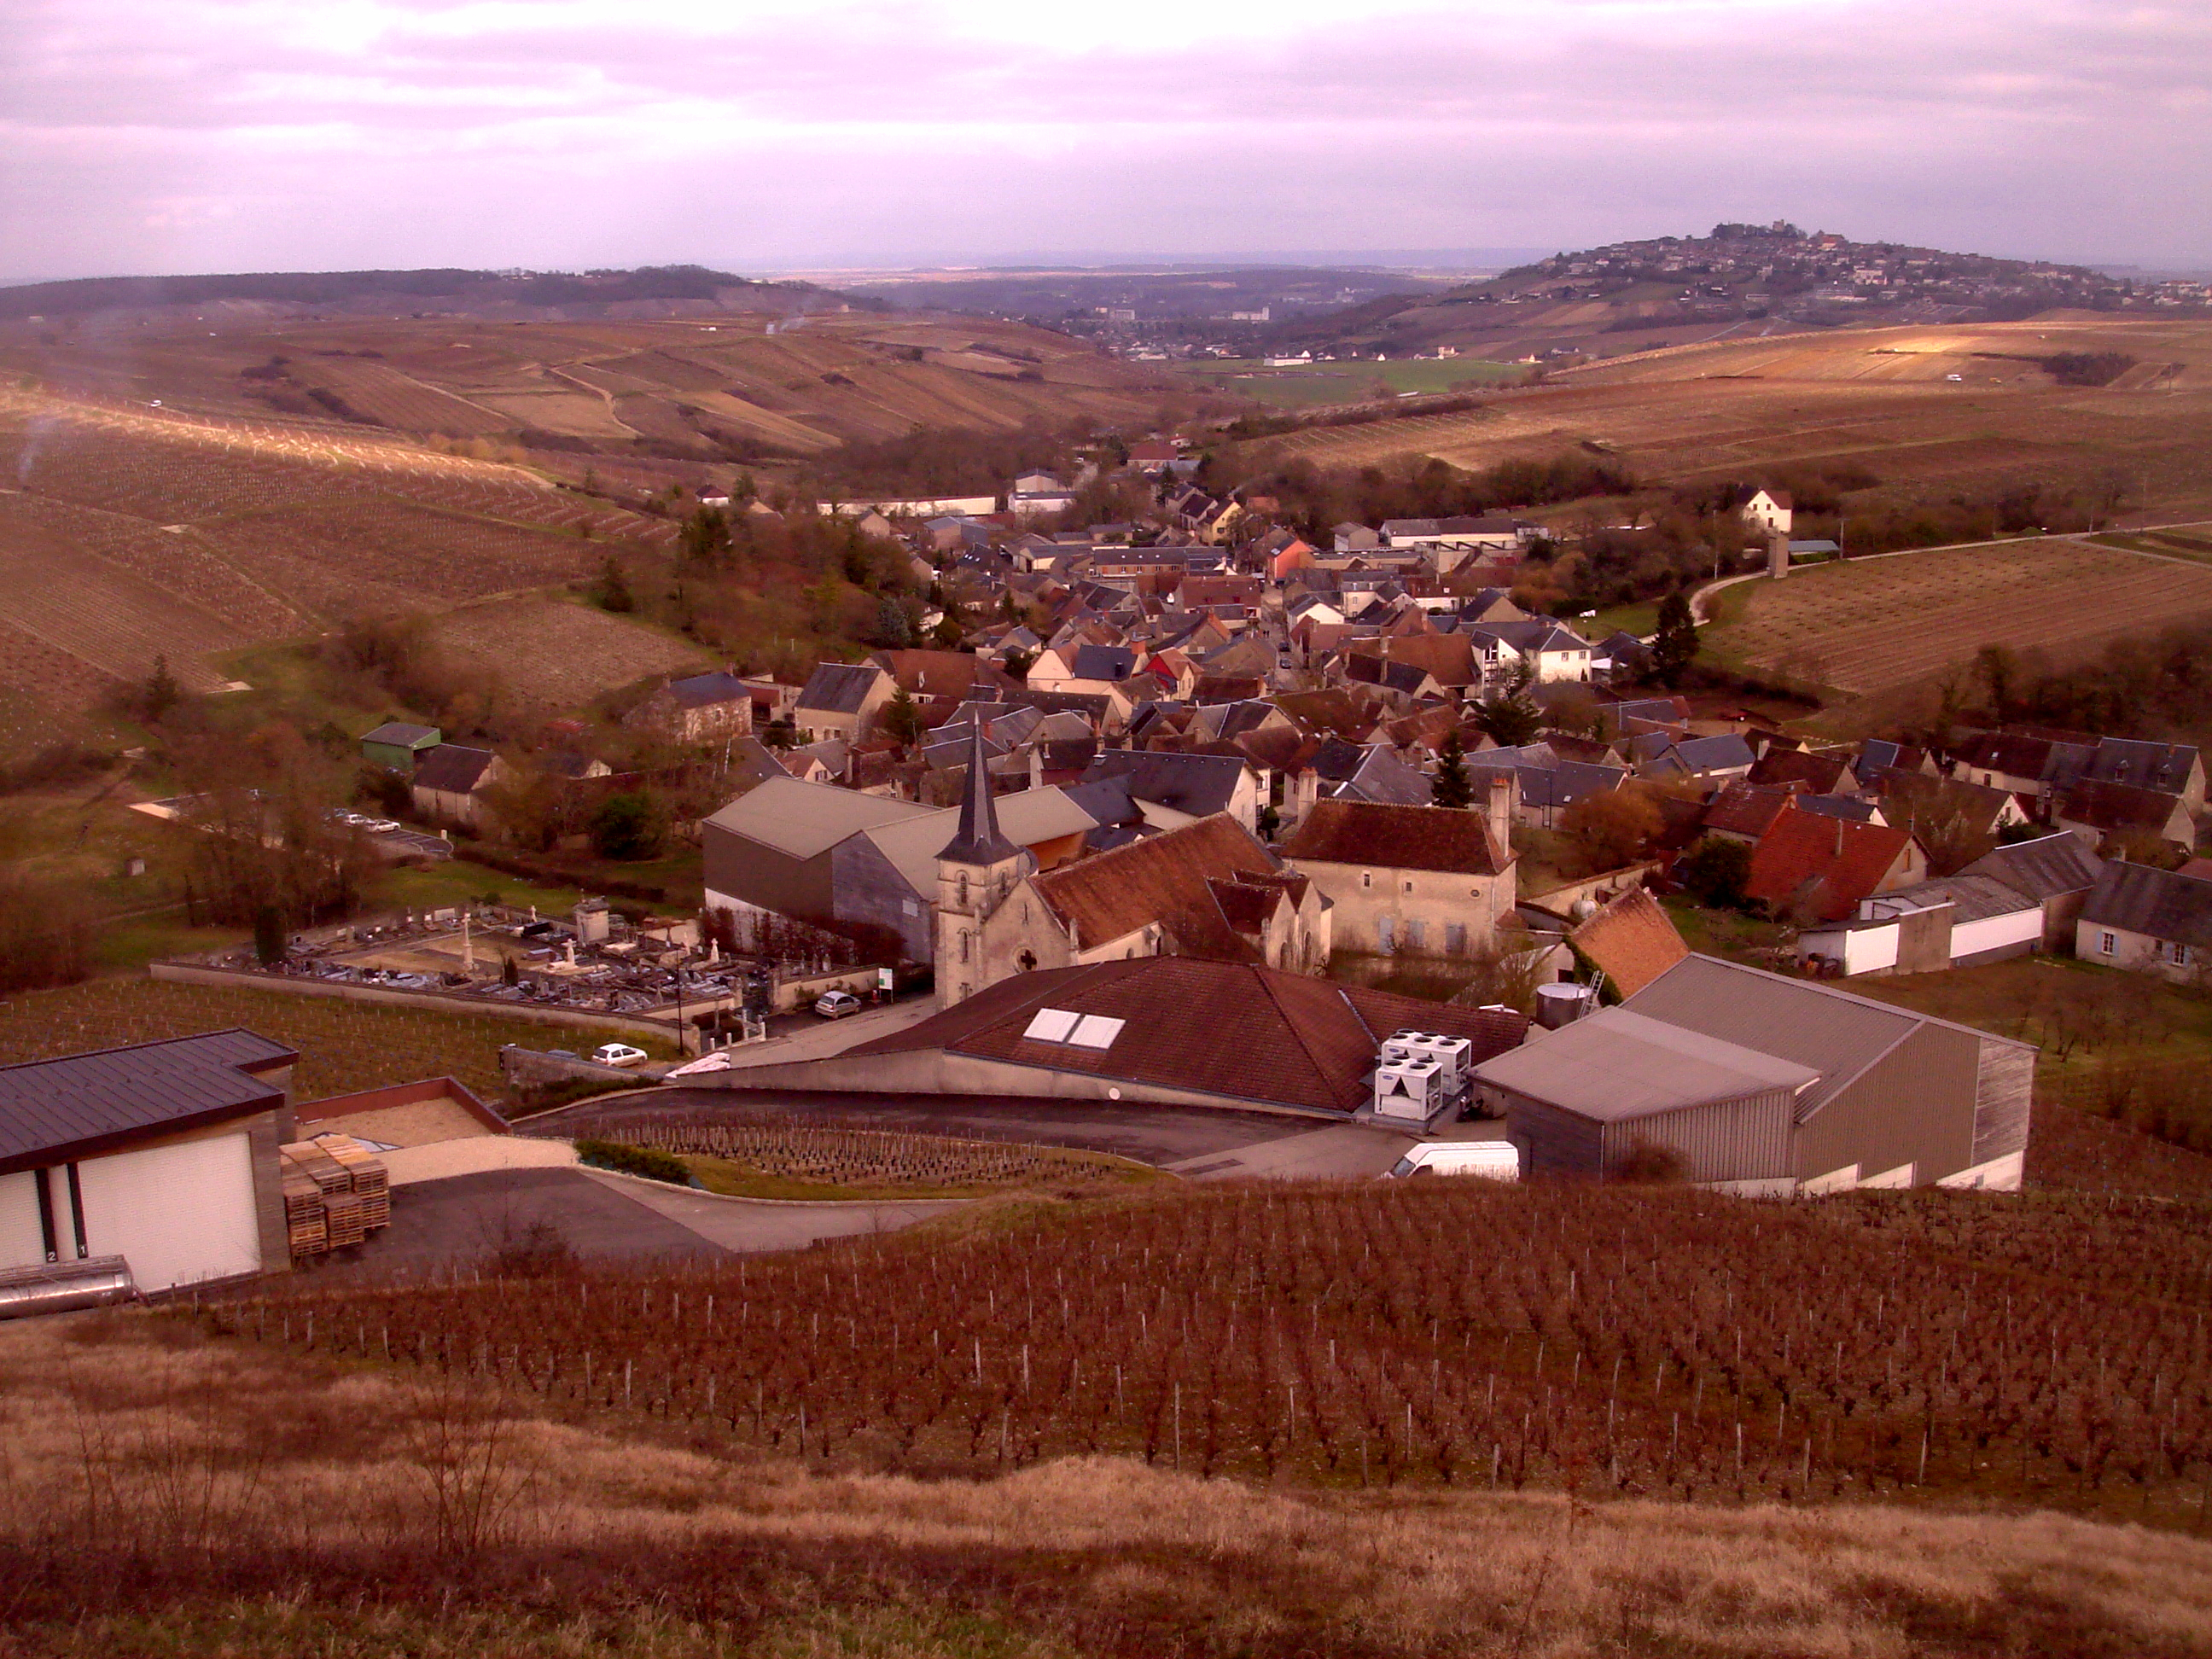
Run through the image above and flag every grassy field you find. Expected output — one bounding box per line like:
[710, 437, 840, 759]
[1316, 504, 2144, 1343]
[1701, 534, 2212, 695]
[1188, 356, 1523, 410]
[10, 1313, 2212, 1659]
[0, 975, 640, 1103]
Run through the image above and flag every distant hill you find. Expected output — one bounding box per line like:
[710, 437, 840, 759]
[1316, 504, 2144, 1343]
[1268, 223, 2209, 362]
[0, 265, 847, 323]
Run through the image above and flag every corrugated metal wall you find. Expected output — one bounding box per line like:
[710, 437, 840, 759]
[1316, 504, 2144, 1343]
[1795, 1024, 1977, 1185]
[1970, 1039, 2034, 1167]
[1600, 1091, 1796, 1184]
[1500, 1091, 1605, 1179]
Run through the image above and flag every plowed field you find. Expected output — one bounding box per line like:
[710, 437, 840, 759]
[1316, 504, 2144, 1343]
[429, 597, 710, 710]
[1709, 533, 2212, 693]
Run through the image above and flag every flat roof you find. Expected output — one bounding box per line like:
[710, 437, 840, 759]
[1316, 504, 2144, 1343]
[1472, 1007, 1817, 1121]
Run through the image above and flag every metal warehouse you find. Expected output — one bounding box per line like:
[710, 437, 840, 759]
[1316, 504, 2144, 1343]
[1471, 955, 2033, 1193]
[0, 1030, 299, 1304]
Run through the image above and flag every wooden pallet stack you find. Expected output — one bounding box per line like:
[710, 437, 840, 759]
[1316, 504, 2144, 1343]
[279, 1135, 392, 1260]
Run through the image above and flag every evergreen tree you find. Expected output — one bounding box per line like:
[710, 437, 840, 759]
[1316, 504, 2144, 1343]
[1651, 592, 1699, 688]
[142, 655, 182, 723]
[1430, 726, 1473, 808]
[881, 685, 924, 748]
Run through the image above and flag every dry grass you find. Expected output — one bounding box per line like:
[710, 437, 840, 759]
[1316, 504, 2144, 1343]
[428, 596, 709, 711]
[3, 1310, 2209, 1657]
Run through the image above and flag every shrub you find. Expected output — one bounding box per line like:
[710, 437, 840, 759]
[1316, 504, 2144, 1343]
[574, 1139, 693, 1186]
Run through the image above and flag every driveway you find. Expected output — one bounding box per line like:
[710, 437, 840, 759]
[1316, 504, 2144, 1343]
[577, 1168, 967, 1253]
[335, 1167, 730, 1272]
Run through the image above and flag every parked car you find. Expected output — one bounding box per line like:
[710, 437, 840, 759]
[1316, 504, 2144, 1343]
[1381, 1142, 1519, 1181]
[813, 991, 862, 1020]
[591, 1043, 649, 1068]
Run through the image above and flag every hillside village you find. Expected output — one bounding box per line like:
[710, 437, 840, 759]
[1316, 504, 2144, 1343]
[20, 428, 2212, 1303]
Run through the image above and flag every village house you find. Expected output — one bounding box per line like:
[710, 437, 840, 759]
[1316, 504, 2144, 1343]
[1743, 811, 1928, 923]
[1281, 789, 1518, 959]
[1741, 488, 1793, 536]
[624, 668, 754, 744]
[793, 661, 896, 743]
[1961, 831, 2104, 952]
[2077, 860, 2212, 981]
[408, 744, 507, 831]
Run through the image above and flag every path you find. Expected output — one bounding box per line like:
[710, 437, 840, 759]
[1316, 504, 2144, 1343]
[576, 1168, 968, 1253]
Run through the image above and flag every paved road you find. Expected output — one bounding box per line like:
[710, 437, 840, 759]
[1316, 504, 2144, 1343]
[337, 1167, 729, 1272]
[577, 1168, 967, 1252]
[568, 1086, 1413, 1177]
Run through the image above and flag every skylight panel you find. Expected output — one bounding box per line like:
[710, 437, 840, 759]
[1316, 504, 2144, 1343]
[1068, 1015, 1126, 1049]
[1022, 1008, 1080, 1042]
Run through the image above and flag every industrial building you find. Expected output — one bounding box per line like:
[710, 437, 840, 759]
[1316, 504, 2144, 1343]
[0, 1030, 299, 1301]
[1471, 955, 2032, 1192]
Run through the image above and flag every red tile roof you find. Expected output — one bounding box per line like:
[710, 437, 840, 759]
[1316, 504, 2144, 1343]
[1566, 888, 1689, 998]
[1283, 799, 1511, 876]
[849, 958, 1528, 1115]
[1744, 811, 1918, 923]
[1702, 783, 1798, 840]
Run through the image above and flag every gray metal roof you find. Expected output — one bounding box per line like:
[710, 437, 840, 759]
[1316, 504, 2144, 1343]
[1962, 831, 2103, 902]
[1865, 873, 2036, 925]
[2080, 859, 2212, 949]
[1624, 954, 2033, 1117]
[0, 1030, 296, 1174]
[1473, 1007, 1817, 1121]
[701, 775, 931, 860]
[411, 744, 498, 795]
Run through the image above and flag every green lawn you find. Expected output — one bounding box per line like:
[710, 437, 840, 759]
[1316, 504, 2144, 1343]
[1588, 600, 1658, 640]
[381, 859, 591, 917]
[1186, 356, 1523, 410]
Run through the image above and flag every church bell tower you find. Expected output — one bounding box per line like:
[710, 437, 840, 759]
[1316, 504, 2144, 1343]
[934, 719, 1030, 1007]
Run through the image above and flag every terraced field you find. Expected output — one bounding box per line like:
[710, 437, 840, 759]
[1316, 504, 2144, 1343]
[1708, 533, 2212, 694]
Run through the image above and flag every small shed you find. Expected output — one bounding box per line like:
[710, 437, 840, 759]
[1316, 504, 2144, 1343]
[360, 722, 441, 774]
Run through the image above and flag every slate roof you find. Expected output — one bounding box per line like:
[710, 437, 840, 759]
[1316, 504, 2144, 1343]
[1565, 888, 1689, 998]
[411, 744, 498, 795]
[1068, 644, 1138, 682]
[796, 661, 886, 715]
[0, 1030, 297, 1176]
[849, 958, 1528, 1116]
[2058, 777, 2192, 837]
[2080, 860, 2212, 949]
[665, 669, 749, 709]
[2087, 737, 2198, 793]
[1083, 749, 1250, 818]
[1516, 762, 1627, 812]
[1962, 831, 2104, 903]
[1283, 799, 1511, 876]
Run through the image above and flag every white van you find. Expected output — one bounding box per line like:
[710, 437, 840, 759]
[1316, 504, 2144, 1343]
[1382, 1142, 1519, 1181]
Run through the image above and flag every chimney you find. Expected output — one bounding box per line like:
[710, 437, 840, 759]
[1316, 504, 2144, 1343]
[1768, 531, 1790, 580]
[1484, 768, 1517, 856]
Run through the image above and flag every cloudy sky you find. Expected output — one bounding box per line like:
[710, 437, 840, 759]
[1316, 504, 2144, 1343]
[4, 0, 2209, 279]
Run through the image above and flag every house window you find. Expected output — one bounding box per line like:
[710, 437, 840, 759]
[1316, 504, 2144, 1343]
[1446, 923, 1466, 955]
[1377, 917, 1395, 954]
[2168, 940, 2190, 967]
[1403, 879, 1414, 894]
[1359, 871, 1372, 889]
[2099, 932, 2116, 957]
[1405, 919, 1426, 952]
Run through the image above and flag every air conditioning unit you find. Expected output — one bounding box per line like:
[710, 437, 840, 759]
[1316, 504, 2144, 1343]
[1373, 1058, 1445, 1122]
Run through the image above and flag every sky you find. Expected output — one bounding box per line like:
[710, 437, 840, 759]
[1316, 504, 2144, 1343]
[3, 0, 2209, 280]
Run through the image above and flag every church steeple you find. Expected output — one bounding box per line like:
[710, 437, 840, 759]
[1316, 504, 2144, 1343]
[938, 717, 1019, 866]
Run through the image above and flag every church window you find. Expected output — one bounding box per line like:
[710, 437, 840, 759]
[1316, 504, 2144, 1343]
[958, 873, 970, 907]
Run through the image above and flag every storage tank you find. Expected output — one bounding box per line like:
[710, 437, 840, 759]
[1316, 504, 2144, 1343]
[0, 1255, 137, 1321]
[1534, 983, 1594, 1029]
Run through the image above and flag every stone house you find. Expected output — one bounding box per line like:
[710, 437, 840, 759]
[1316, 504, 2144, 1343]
[1280, 788, 1518, 959]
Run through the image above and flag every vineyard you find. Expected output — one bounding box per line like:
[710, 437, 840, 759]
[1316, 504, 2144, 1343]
[0, 976, 574, 1103]
[1708, 536, 2212, 693]
[236, 1178, 2212, 1524]
[428, 597, 708, 710]
[557, 1109, 1153, 1197]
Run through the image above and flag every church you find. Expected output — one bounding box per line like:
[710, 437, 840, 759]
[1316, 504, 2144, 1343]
[934, 724, 1330, 1007]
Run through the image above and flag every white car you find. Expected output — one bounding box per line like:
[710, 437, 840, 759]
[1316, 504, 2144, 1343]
[813, 990, 863, 1019]
[363, 818, 401, 834]
[590, 1043, 649, 1068]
